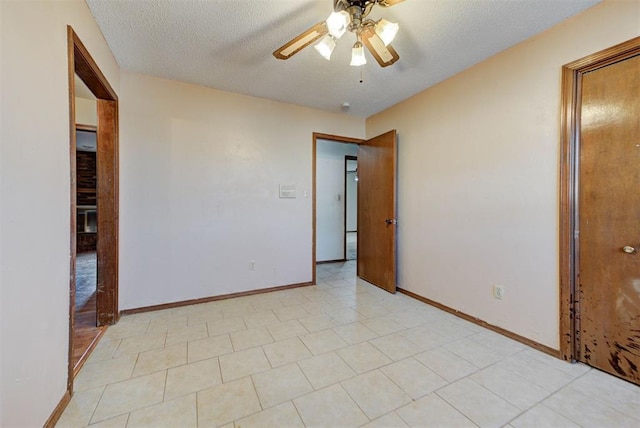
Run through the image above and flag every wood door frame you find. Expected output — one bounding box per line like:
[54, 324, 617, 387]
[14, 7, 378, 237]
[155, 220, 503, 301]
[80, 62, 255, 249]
[312, 133, 364, 284]
[67, 26, 120, 393]
[559, 36, 640, 361]
[344, 155, 358, 260]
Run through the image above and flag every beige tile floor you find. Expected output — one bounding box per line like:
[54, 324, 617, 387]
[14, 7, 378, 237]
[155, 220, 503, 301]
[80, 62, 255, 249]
[57, 261, 640, 428]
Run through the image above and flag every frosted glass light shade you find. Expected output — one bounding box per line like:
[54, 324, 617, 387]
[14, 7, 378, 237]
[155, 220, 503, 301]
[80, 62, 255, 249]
[314, 35, 337, 60]
[326, 10, 350, 39]
[375, 19, 399, 46]
[350, 42, 366, 66]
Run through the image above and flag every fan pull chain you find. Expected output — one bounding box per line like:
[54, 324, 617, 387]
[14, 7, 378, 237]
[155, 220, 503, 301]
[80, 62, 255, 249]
[359, 67, 364, 84]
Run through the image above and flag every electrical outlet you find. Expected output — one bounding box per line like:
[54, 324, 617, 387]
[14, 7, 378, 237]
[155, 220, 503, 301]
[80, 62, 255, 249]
[493, 284, 505, 300]
[249, 260, 255, 271]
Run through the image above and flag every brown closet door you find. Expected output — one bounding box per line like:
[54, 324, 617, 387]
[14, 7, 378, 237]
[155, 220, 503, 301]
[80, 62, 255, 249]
[577, 54, 640, 384]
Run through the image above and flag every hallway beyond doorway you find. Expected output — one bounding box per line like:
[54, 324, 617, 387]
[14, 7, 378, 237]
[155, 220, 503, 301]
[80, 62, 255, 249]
[346, 231, 357, 261]
[73, 251, 104, 373]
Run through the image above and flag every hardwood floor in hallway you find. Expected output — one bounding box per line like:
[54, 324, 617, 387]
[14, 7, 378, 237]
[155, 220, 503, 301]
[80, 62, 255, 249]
[73, 251, 105, 374]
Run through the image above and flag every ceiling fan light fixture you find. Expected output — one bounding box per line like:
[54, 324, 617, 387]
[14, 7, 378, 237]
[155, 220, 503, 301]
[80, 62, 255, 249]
[326, 10, 350, 39]
[375, 18, 399, 46]
[350, 41, 366, 66]
[314, 35, 337, 60]
[274, 0, 403, 67]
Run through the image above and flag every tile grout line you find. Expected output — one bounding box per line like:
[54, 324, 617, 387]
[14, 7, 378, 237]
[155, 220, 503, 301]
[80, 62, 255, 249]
[338, 381, 374, 423]
[85, 385, 108, 426]
[195, 388, 200, 428]
[545, 368, 640, 422]
[429, 388, 480, 428]
[499, 367, 595, 426]
[161, 367, 168, 403]
[290, 398, 308, 427]
[248, 374, 264, 414]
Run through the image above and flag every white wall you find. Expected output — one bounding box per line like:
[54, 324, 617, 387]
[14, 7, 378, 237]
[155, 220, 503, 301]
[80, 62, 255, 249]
[119, 73, 364, 309]
[316, 140, 358, 261]
[0, 1, 120, 426]
[367, 0, 640, 349]
[346, 163, 358, 232]
[76, 97, 97, 126]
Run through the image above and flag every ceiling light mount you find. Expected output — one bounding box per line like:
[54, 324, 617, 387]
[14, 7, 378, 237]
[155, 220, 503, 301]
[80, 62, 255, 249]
[345, 5, 364, 31]
[273, 0, 403, 68]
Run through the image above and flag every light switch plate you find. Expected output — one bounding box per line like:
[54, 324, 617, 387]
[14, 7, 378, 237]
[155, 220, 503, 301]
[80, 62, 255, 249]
[279, 184, 296, 198]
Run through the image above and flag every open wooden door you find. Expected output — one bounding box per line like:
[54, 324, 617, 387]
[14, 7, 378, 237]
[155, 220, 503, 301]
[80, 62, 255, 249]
[357, 130, 397, 293]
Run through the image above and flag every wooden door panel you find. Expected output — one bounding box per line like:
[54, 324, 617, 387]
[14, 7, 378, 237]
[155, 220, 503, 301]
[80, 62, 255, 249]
[578, 54, 640, 383]
[357, 130, 397, 293]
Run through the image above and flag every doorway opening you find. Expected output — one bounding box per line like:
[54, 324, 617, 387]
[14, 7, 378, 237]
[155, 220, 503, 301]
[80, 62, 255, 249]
[73, 122, 101, 371]
[312, 130, 397, 293]
[67, 27, 120, 393]
[345, 155, 358, 261]
[312, 133, 363, 284]
[315, 138, 359, 266]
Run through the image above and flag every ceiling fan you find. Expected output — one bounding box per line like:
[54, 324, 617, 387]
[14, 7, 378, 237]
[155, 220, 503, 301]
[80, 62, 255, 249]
[273, 0, 404, 67]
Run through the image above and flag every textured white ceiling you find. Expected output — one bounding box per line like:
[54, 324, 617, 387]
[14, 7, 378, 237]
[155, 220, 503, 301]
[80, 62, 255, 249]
[86, 0, 600, 117]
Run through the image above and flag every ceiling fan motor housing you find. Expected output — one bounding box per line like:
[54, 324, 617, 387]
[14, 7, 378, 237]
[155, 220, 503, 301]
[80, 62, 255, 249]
[334, 0, 377, 10]
[335, 0, 379, 32]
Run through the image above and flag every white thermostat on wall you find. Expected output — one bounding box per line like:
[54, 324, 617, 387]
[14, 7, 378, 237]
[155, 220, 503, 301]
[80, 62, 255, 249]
[279, 184, 297, 198]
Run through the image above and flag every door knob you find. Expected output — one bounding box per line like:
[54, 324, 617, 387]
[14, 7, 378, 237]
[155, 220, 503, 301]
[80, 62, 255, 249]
[385, 219, 397, 225]
[622, 246, 636, 254]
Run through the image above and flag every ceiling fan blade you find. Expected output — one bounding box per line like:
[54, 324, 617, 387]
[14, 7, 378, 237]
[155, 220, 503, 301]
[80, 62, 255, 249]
[273, 22, 328, 60]
[361, 26, 399, 67]
[377, 0, 405, 7]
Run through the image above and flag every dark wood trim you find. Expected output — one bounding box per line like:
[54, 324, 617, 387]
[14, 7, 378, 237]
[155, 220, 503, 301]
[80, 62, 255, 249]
[398, 288, 560, 358]
[317, 259, 346, 265]
[75, 124, 97, 132]
[344, 155, 357, 262]
[71, 30, 117, 101]
[343, 157, 347, 261]
[313, 133, 364, 144]
[561, 37, 640, 72]
[96, 99, 119, 326]
[559, 62, 578, 362]
[559, 36, 640, 361]
[312, 136, 316, 285]
[121, 282, 314, 316]
[73, 326, 107, 377]
[312, 133, 364, 284]
[66, 26, 77, 396]
[43, 391, 71, 428]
